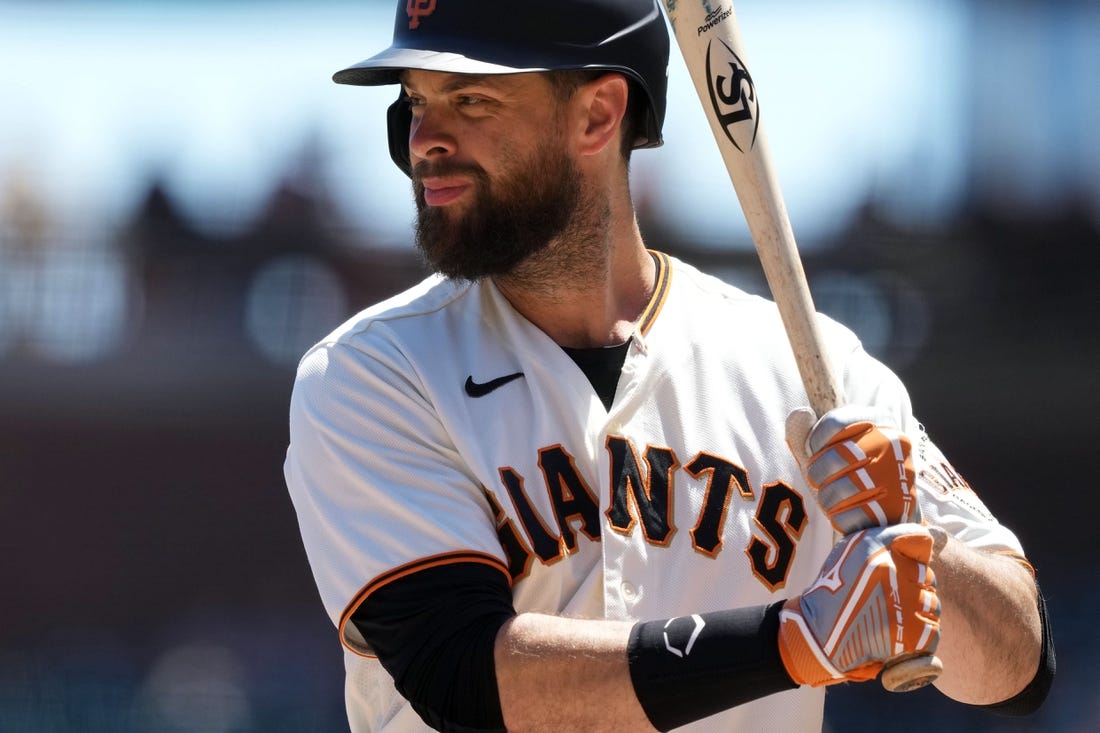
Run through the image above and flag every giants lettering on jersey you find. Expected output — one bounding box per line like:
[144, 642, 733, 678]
[482, 436, 808, 592]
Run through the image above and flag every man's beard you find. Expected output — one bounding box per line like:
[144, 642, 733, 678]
[412, 143, 585, 282]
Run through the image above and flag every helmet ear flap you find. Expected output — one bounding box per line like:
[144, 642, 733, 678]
[386, 90, 413, 178]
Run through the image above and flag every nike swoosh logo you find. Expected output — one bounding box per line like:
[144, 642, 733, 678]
[464, 372, 525, 398]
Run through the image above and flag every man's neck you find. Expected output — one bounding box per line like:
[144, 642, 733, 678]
[493, 222, 655, 349]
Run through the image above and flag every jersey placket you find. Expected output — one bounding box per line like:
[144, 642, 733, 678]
[597, 333, 657, 621]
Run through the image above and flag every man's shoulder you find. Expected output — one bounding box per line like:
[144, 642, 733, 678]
[295, 274, 479, 371]
[325, 274, 475, 346]
[663, 252, 777, 314]
[662, 252, 861, 346]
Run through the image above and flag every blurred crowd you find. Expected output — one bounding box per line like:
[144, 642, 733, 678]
[1, 133, 1097, 731]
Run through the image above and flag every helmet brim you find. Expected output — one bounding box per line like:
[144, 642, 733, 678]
[333, 48, 546, 86]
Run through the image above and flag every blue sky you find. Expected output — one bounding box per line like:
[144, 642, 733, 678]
[0, 0, 968, 247]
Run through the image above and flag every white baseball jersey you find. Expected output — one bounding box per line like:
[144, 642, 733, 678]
[284, 252, 1026, 732]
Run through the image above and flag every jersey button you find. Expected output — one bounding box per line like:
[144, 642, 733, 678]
[622, 582, 638, 601]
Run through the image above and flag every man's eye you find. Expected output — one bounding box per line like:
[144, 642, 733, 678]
[457, 96, 483, 106]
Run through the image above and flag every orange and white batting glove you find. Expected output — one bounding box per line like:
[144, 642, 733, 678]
[786, 405, 921, 535]
[777, 523, 940, 687]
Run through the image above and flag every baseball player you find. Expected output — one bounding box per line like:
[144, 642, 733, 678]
[284, 1, 1054, 731]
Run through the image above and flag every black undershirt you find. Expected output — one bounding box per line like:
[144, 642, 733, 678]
[561, 339, 632, 411]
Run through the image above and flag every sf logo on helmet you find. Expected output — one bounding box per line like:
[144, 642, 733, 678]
[406, 0, 436, 29]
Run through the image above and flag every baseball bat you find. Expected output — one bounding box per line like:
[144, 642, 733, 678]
[658, 0, 942, 693]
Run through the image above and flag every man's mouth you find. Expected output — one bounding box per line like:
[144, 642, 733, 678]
[422, 182, 471, 207]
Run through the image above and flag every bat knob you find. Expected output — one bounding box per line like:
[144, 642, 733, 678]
[880, 652, 943, 693]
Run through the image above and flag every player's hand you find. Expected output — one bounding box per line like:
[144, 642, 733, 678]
[777, 523, 940, 687]
[786, 405, 921, 535]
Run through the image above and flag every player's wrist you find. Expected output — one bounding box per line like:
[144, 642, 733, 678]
[777, 598, 878, 687]
[778, 525, 941, 690]
[627, 602, 797, 732]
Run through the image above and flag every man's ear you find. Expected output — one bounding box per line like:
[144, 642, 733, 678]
[575, 73, 630, 157]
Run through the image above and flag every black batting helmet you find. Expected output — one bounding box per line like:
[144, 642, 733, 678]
[333, 0, 670, 175]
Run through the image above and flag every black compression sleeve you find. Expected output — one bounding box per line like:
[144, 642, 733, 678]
[628, 601, 798, 732]
[976, 585, 1056, 716]
[350, 562, 515, 733]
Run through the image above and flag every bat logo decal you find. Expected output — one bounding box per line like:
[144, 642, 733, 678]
[705, 37, 760, 153]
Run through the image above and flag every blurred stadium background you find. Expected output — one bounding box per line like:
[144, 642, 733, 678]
[1, 0, 1097, 731]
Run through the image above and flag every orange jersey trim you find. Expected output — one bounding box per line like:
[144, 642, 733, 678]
[338, 550, 512, 657]
[639, 251, 672, 335]
[998, 550, 1036, 578]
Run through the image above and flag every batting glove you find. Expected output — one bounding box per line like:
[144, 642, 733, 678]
[777, 523, 940, 687]
[786, 405, 921, 535]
